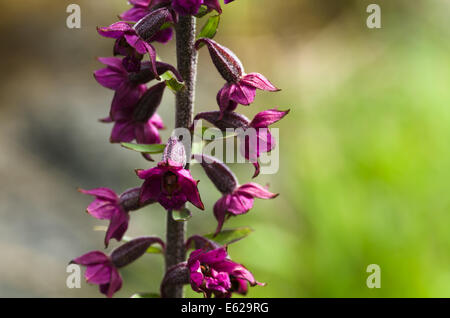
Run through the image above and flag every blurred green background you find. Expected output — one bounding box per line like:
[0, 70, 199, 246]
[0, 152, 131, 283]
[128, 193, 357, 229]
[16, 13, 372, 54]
[0, 0, 449, 297]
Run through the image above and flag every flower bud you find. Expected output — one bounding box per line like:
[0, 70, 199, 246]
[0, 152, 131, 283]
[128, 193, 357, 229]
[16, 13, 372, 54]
[194, 111, 250, 131]
[185, 234, 221, 251]
[133, 82, 166, 122]
[192, 154, 237, 194]
[195, 38, 244, 83]
[118, 187, 141, 211]
[128, 61, 183, 85]
[111, 236, 165, 268]
[160, 262, 190, 298]
[134, 8, 173, 43]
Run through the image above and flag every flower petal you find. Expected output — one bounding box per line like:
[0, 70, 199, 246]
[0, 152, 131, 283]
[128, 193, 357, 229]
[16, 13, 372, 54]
[94, 67, 125, 90]
[79, 188, 118, 202]
[249, 109, 290, 129]
[135, 121, 162, 145]
[199, 247, 228, 264]
[237, 183, 279, 199]
[241, 73, 279, 92]
[104, 209, 130, 247]
[72, 251, 109, 266]
[104, 267, 123, 298]
[85, 263, 112, 285]
[230, 83, 256, 105]
[110, 120, 136, 143]
[177, 169, 204, 210]
[97, 21, 132, 38]
[120, 7, 150, 22]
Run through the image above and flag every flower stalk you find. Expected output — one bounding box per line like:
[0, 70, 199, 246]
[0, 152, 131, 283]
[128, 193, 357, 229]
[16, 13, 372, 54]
[164, 14, 198, 298]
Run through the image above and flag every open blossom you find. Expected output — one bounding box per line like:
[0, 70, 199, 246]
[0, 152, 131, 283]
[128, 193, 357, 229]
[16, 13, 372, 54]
[106, 111, 164, 144]
[72, 251, 122, 298]
[79, 187, 144, 247]
[193, 154, 278, 234]
[195, 38, 279, 114]
[240, 108, 290, 176]
[137, 137, 204, 210]
[194, 108, 289, 177]
[94, 57, 147, 118]
[213, 183, 278, 234]
[73, 237, 165, 298]
[121, 0, 171, 25]
[102, 82, 166, 145]
[172, 0, 225, 15]
[94, 58, 179, 119]
[97, 21, 158, 74]
[188, 247, 262, 298]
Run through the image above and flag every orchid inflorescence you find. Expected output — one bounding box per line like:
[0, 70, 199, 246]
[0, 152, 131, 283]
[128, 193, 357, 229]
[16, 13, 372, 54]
[72, 0, 289, 298]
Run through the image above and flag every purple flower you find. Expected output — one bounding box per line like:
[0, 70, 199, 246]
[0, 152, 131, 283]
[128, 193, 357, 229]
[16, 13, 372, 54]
[194, 108, 289, 177]
[213, 183, 278, 234]
[102, 82, 167, 145]
[172, 0, 203, 15]
[98, 21, 154, 56]
[187, 247, 262, 298]
[72, 251, 122, 298]
[240, 108, 290, 176]
[172, 0, 224, 15]
[94, 58, 178, 119]
[72, 237, 165, 298]
[193, 154, 278, 234]
[136, 137, 204, 210]
[94, 57, 147, 119]
[195, 38, 280, 114]
[121, 0, 172, 25]
[107, 111, 164, 144]
[79, 187, 144, 247]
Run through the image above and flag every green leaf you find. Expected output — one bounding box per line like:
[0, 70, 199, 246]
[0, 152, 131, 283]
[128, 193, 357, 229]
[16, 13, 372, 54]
[121, 143, 166, 154]
[172, 208, 192, 222]
[197, 15, 220, 44]
[146, 246, 163, 254]
[131, 292, 160, 298]
[204, 227, 254, 245]
[195, 5, 209, 18]
[161, 71, 185, 93]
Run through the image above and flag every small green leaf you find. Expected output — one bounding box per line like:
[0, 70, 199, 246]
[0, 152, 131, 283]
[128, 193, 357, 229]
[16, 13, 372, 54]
[121, 143, 166, 154]
[146, 246, 163, 254]
[204, 227, 253, 245]
[161, 71, 185, 93]
[131, 292, 160, 298]
[195, 5, 209, 18]
[172, 208, 192, 222]
[159, 21, 172, 31]
[197, 15, 220, 44]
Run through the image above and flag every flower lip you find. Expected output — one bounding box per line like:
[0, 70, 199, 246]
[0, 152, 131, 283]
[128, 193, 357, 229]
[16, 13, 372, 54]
[186, 247, 262, 298]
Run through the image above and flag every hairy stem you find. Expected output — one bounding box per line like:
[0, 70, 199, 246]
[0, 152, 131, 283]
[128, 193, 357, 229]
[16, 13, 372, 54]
[164, 15, 198, 298]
